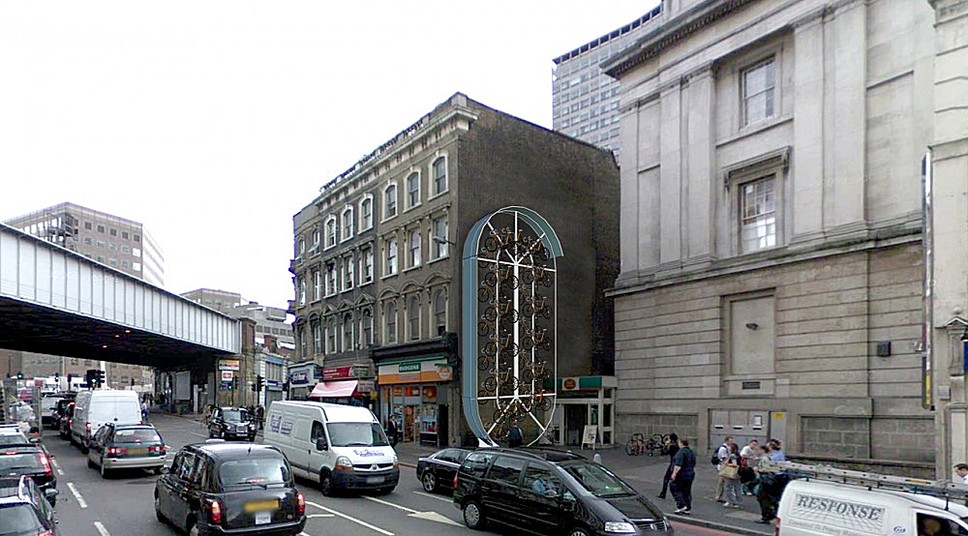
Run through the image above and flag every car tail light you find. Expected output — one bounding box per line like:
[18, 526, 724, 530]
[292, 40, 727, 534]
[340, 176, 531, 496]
[67, 419, 72, 426]
[107, 447, 127, 457]
[297, 492, 305, 515]
[38, 453, 52, 476]
[210, 499, 222, 524]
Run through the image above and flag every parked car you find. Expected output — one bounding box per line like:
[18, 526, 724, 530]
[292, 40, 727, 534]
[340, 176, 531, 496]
[453, 447, 673, 535]
[0, 441, 57, 506]
[0, 475, 59, 536]
[71, 390, 142, 453]
[154, 442, 306, 535]
[87, 423, 166, 478]
[263, 401, 398, 496]
[208, 407, 257, 442]
[57, 400, 75, 440]
[416, 447, 473, 493]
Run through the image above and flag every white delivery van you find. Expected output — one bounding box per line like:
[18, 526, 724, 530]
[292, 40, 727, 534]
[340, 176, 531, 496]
[264, 401, 398, 496]
[777, 479, 968, 535]
[71, 390, 142, 452]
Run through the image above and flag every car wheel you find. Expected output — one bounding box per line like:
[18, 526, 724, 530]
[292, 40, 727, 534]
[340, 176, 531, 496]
[463, 500, 486, 530]
[422, 471, 437, 493]
[99, 458, 109, 479]
[154, 493, 166, 523]
[567, 529, 590, 536]
[320, 471, 335, 497]
[87, 456, 96, 469]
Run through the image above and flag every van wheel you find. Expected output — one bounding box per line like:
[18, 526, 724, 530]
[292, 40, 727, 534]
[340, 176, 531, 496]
[567, 529, 590, 536]
[463, 500, 486, 530]
[320, 472, 335, 497]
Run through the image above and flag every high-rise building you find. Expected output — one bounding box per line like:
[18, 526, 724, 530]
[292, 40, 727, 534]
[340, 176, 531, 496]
[551, 4, 661, 157]
[180, 288, 294, 352]
[4, 202, 165, 387]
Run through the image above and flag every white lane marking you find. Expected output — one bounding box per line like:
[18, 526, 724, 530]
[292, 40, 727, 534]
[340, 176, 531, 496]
[306, 514, 334, 518]
[413, 490, 452, 503]
[364, 495, 417, 514]
[305, 501, 394, 536]
[363, 495, 462, 527]
[93, 521, 111, 536]
[66, 482, 87, 509]
[51, 458, 64, 476]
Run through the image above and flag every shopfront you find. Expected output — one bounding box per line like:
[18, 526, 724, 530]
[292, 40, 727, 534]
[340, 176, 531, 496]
[378, 357, 453, 447]
[308, 365, 376, 410]
[550, 376, 616, 447]
[287, 362, 318, 400]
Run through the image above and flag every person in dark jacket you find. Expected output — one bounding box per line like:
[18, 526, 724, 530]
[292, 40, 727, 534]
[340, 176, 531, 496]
[657, 433, 680, 499]
[386, 418, 398, 447]
[754, 472, 791, 524]
[669, 437, 697, 514]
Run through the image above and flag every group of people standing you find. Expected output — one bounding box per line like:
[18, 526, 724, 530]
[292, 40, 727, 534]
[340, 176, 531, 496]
[656, 434, 789, 523]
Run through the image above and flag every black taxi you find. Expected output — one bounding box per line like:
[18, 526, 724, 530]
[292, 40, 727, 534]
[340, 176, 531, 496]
[155, 442, 306, 535]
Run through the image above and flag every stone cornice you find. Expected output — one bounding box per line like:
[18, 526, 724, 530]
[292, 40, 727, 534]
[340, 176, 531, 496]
[603, 0, 757, 79]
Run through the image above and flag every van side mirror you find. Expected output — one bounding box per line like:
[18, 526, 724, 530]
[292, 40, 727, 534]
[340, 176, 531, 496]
[316, 437, 328, 451]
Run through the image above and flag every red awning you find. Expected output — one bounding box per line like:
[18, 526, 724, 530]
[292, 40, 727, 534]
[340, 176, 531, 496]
[309, 380, 359, 398]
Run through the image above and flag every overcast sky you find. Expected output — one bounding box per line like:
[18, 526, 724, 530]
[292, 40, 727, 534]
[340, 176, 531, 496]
[0, 1, 657, 308]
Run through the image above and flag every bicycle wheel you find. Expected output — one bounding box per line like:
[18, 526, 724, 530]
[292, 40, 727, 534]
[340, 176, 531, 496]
[626, 439, 639, 456]
[478, 355, 493, 371]
[478, 287, 492, 303]
[482, 376, 497, 393]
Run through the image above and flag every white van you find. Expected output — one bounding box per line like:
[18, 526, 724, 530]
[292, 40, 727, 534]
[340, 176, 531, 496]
[264, 401, 398, 496]
[777, 479, 968, 535]
[71, 390, 142, 452]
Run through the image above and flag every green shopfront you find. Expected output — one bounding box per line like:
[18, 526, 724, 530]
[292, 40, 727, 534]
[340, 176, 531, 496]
[550, 375, 616, 447]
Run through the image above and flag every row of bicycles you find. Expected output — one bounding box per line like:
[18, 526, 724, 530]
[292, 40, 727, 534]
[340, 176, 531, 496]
[626, 433, 674, 456]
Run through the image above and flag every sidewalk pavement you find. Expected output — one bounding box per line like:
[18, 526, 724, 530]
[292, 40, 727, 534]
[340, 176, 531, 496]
[393, 442, 772, 536]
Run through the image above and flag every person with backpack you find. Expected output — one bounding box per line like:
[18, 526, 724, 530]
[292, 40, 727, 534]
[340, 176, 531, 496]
[713, 436, 735, 502]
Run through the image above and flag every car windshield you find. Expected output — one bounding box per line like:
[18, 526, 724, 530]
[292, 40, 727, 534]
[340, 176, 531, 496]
[0, 433, 28, 447]
[0, 452, 43, 473]
[563, 462, 637, 497]
[327, 422, 389, 447]
[219, 457, 290, 488]
[223, 409, 248, 423]
[0, 503, 44, 536]
[112, 429, 162, 444]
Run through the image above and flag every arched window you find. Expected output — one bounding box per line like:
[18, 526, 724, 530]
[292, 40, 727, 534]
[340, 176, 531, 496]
[434, 289, 447, 335]
[359, 195, 374, 231]
[408, 296, 420, 341]
[341, 206, 354, 240]
[326, 317, 336, 353]
[342, 313, 354, 352]
[385, 302, 397, 344]
[384, 184, 398, 219]
[325, 216, 337, 249]
[432, 156, 447, 195]
[362, 308, 373, 347]
[406, 172, 421, 208]
[311, 318, 321, 355]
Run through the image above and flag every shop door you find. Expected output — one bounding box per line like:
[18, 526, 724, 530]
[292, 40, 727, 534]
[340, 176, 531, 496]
[564, 405, 586, 446]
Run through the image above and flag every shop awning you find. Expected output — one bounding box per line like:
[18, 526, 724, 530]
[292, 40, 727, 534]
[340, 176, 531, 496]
[309, 380, 358, 398]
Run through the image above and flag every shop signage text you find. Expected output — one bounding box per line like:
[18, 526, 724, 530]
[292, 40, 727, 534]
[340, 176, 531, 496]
[218, 360, 240, 371]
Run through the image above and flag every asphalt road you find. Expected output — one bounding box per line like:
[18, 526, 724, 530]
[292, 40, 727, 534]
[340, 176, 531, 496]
[42, 413, 731, 536]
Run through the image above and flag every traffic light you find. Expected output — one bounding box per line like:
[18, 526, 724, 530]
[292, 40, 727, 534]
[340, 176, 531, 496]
[256, 375, 264, 392]
[67, 374, 73, 387]
[16, 371, 23, 380]
[97, 370, 105, 387]
[250, 382, 257, 393]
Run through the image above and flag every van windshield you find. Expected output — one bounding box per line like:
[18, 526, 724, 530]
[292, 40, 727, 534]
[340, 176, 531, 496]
[327, 423, 389, 447]
[563, 462, 637, 498]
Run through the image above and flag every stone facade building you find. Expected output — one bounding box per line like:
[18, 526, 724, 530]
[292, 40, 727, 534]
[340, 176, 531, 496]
[604, 0, 940, 467]
[291, 93, 619, 446]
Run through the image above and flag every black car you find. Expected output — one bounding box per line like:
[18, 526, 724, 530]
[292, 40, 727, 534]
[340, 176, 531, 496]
[416, 447, 473, 493]
[453, 448, 673, 536]
[155, 442, 306, 535]
[0, 442, 57, 507]
[0, 475, 59, 536]
[208, 407, 257, 442]
[41, 393, 72, 430]
[88, 423, 167, 478]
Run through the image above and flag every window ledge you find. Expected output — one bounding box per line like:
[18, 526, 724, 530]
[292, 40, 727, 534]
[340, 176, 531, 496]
[359, 280, 374, 288]
[428, 190, 449, 201]
[428, 255, 450, 265]
[381, 214, 398, 223]
[381, 273, 399, 280]
[340, 235, 354, 244]
[403, 265, 422, 273]
[716, 114, 793, 149]
[404, 202, 422, 213]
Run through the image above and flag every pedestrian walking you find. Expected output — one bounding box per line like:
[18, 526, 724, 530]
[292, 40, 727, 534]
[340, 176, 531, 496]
[386, 418, 398, 447]
[507, 421, 524, 448]
[714, 436, 735, 502]
[669, 437, 696, 514]
[721, 443, 743, 508]
[739, 439, 760, 496]
[657, 433, 679, 499]
[255, 405, 265, 431]
[141, 400, 150, 422]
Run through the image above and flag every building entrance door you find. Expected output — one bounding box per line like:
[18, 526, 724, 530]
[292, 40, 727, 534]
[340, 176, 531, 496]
[564, 404, 586, 446]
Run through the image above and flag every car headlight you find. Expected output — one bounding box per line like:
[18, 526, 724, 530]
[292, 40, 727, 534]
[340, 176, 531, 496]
[604, 521, 636, 534]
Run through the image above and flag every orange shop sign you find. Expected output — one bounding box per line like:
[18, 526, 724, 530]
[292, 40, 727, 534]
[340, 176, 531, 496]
[378, 358, 451, 385]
